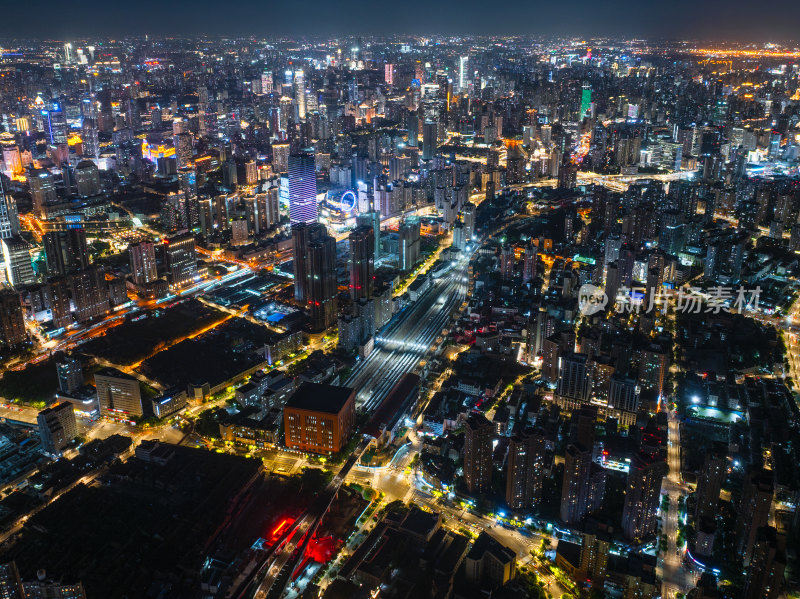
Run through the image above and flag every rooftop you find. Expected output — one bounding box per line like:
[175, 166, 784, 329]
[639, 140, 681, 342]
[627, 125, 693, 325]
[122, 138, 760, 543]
[284, 382, 354, 414]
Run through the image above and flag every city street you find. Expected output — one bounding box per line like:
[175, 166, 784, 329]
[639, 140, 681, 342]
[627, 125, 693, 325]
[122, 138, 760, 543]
[659, 411, 697, 599]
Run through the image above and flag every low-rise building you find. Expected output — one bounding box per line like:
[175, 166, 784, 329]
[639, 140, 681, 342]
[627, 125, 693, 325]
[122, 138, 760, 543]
[283, 382, 355, 454]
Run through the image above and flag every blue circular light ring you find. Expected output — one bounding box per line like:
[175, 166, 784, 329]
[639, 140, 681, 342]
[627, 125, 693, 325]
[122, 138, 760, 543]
[340, 190, 357, 212]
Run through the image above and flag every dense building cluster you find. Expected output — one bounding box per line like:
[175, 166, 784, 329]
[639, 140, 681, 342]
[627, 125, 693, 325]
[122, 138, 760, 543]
[0, 34, 798, 599]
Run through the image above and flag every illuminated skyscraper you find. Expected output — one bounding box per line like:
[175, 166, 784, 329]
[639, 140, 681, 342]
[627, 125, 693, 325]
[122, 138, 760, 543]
[292, 222, 327, 303]
[95, 367, 143, 417]
[463, 413, 493, 494]
[43, 227, 89, 276]
[0, 289, 26, 351]
[47, 278, 73, 329]
[561, 405, 602, 524]
[2, 236, 34, 286]
[81, 116, 100, 159]
[75, 160, 100, 196]
[45, 105, 68, 145]
[164, 233, 197, 288]
[506, 429, 547, 511]
[580, 83, 592, 118]
[458, 55, 469, 93]
[68, 267, 109, 322]
[273, 143, 290, 173]
[294, 69, 306, 120]
[173, 130, 193, 168]
[348, 225, 374, 300]
[621, 450, 667, 541]
[422, 121, 437, 160]
[0, 177, 20, 238]
[56, 354, 83, 394]
[305, 233, 338, 331]
[398, 216, 420, 272]
[261, 70, 273, 95]
[288, 152, 318, 224]
[128, 241, 158, 285]
[356, 209, 381, 259]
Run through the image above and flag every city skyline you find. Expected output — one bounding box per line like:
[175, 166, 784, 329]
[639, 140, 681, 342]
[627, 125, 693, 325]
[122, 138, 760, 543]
[0, 30, 798, 599]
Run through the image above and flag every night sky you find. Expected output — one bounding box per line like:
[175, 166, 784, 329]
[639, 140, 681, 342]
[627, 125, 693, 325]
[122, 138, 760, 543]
[1, 0, 799, 41]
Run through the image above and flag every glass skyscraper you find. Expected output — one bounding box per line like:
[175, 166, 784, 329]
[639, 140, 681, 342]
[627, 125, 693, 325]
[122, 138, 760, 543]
[288, 153, 318, 224]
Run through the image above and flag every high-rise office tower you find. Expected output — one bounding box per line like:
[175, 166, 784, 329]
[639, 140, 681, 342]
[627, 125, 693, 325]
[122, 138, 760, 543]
[462, 202, 476, 240]
[0, 177, 20, 239]
[150, 105, 163, 130]
[506, 428, 547, 511]
[43, 228, 89, 276]
[407, 111, 419, 147]
[288, 153, 318, 224]
[305, 233, 338, 331]
[272, 143, 290, 173]
[621, 450, 668, 541]
[737, 468, 774, 565]
[37, 402, 78, 455]
[75, 160, 100, 196]
[177, 167, 199, 228]
[292, 222, 327, 303]
[743, 527, 786, 599]
[458, 56, 469, 93]
[81, 115, 100, 159]
[56, 354, 83, 394]
[398, 216, 421, 272]
[28, 168, 57, 217]
[580, 83, 592, 118]
[68, 267, 109, 322]
[356, 209, 381, 259]
[45, 105, 68, 144]
[2, 145, 22, 176]
[128, 241, 158, 285]
[294, 69, 306, 120]
[164, 233, 197, 288]
[464, 413, 494, 494]
[349, 225, 374, 300]
[173, 131, 193, 168]
[2, 236, 34, 286]
[261, 70, 273, 95]
[0, 290, 26, 351]
[422, 121, 437, 160]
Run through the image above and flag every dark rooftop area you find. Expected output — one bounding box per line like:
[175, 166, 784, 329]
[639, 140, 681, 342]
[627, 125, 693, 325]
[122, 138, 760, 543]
[284, 382, 354, 414]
